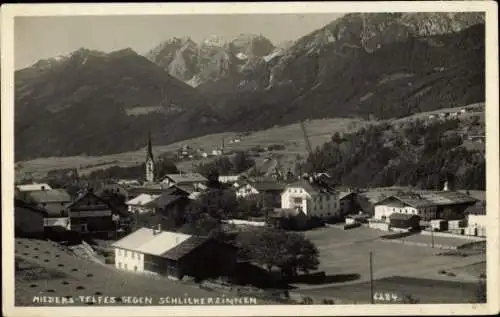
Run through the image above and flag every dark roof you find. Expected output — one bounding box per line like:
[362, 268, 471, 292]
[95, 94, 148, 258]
[250, 182, 287, 192]
[14, 200, 49, 216]
[145, 194, 183, 209]
[161, 236, 209, 260]
[25, 189, 72, 204]
[464, 203, 486, 215]
[127, 187, 166, 197]
[170, 184, 195, 194]
[389, 213, 420, 221]
[65, 191, 111, 209]
[376, 194, 435, 208]
[417, 191, 478, 206]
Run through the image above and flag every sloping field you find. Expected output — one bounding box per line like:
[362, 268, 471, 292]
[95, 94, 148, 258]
[16, 118, 371, 179]
[14, 238, 272, 306]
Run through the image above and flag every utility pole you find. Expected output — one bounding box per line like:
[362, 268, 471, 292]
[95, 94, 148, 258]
[370, 251, 374, 304]
[431, 229, 435, 248]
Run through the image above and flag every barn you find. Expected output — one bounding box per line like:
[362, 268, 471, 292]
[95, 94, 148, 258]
[112, 226, 238, 280]
[14, 199, 48, 238]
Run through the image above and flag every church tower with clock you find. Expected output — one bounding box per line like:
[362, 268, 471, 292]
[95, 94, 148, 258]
[145, 130, 155, 183]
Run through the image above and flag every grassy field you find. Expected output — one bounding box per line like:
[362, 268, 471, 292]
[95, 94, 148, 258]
[14, 238, 274, 306]
[292, 226, 485, 303]
[15, 117, 371, 179]
[299, 227, 485, 286]
[296, 276, 480, 304]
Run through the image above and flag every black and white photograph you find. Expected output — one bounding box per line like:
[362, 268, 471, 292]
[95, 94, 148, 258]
[2, 2, 499, 316]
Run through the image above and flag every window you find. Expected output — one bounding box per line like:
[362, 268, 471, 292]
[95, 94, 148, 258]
[118, 263, 122, 269]
[124, 264, 128, 270]
[125, 250, 128, 258]
[131, 252, 135, 259]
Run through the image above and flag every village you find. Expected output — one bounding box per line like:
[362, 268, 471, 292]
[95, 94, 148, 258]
[14, 120, 487, 305]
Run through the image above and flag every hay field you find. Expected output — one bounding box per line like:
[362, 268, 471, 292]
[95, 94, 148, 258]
[301, 227, 485, 288]
[16, 118, 370, 179]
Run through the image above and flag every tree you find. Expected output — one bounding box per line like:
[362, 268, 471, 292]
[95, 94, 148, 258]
[231, 151, 255, 174]
[237, 228, 320, 278]
[155, 159, 179, 179]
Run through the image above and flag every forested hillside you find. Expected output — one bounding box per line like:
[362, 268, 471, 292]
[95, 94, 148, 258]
[301, 112, 485, 190]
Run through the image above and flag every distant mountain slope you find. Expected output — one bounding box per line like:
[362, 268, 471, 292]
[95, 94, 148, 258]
[15, 48, 222, 160]
[211, 21, 484, 132]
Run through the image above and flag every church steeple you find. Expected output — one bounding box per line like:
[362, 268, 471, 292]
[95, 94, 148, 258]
[145, 130, 155, 182]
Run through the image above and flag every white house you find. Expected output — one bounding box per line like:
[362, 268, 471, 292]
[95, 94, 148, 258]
[467, 214, 487, 236]
[125, 194, 160, 214]
[218, 175, 240, 184]
[280, 180, 339, 218]
[373, 194, 437, 222]
[112, 226, 192, 274]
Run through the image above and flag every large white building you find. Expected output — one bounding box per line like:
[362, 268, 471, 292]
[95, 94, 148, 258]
[280, 180, 339, 218]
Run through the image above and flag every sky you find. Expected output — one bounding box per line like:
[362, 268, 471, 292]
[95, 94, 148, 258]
[14, 14, 344, 70]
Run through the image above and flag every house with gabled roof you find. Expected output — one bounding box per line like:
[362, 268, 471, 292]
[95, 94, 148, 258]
[22, 188, 72, 229]
[159, 173, 208, 190]
[374, 193, 437, 222]
[125, 194, 160, 214]
[280, 179, 340, 219]
[65, 191, 120, 236]
[112, 226, 237, 280]
[235, 181, 287, 208]
[374, 190, 478, 222]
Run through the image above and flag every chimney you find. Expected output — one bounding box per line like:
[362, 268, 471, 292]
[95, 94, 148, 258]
[153, 224, 162, 235]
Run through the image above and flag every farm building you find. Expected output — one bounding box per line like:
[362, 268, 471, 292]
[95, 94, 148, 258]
[236, 181, 287, 207]
[389, 213, 421, 230]
[280, 179, 340, 219]
[22, 188, 72, 229]
[338, 191, 360, 217]
[15, 183, 52, 199]
[112, 227, 238, 280]
[14, 199, 48, 238]
[159, 173, 208, 191]
[65, 191, 119, 236]
[374, 193, 437, 222]
[373, 190, 477, 222]
[125, 194, 159, 214]
[417, 191, 478, 220]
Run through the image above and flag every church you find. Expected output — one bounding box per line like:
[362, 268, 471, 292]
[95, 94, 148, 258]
[145, 130, 155, 183]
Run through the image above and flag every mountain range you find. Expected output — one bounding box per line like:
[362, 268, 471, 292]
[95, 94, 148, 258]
[14, 12, 485, 160]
